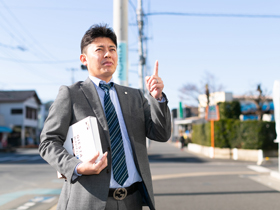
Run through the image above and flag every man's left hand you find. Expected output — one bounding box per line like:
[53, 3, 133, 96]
[145, 60, 164, 100]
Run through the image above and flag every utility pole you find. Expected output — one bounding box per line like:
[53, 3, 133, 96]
[137, 0, 150, 148]
[137, 0, 145, 93]
[67, 68, 78, 84]
[113, 0, 129, 86]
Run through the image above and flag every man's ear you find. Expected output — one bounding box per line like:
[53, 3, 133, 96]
[80, 54, 87, 66]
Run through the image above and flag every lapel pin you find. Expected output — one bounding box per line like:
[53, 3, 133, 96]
[125, 92, 128, 94]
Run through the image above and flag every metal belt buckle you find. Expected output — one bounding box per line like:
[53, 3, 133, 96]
[113, 188, 127, 200]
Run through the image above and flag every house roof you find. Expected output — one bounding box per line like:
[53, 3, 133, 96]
[0, 90, 41, 105]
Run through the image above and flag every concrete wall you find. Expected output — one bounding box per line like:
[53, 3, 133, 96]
[187, 143, 277, 164]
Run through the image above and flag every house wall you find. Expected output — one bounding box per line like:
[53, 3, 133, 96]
[0, 102, 24, 126]
[0, 96, 40, 146]
[0, 114, 5, 126]
[23, 97, 39, 128]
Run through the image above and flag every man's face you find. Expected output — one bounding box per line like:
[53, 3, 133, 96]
[81, 37, 118, 82]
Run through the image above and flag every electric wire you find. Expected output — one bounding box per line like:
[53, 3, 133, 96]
[0, 56, 77, 64]
[145, 12, 280, 19]
[0, 10, 56, 63]
[0, 0, 57, 60]
[0, 49, 64, 83]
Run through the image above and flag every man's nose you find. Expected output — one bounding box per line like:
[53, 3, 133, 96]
[104, 50, 111, 58]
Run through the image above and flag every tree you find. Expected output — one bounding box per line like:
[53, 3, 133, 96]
[179, 71, 225, 105]
[241, 84, 272, 120]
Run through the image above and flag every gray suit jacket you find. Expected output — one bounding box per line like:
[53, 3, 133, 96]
[39, 77, 171, 210]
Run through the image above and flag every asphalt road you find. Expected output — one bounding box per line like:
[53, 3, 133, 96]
[0, 148, 63, 210]
[147, 141, 280, 210]
[1, 142, 280, 210]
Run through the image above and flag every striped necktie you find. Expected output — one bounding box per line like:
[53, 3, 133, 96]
[99, 82, 128, 186]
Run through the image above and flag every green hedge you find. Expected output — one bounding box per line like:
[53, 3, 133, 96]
[192, 120, 277, 150]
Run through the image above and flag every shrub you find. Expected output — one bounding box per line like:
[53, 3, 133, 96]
[218, 101, 241, 120]
[192, 120, 277, 150]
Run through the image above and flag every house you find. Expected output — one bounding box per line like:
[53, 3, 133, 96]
[38, 100, 53, 131]
[0, 114, 12, 149]
[0, 90, 41, 147]
[171, 106, 202, 142]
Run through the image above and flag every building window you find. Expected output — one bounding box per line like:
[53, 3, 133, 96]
[11, 109, 23, 114]
[25, 107, 37, 120]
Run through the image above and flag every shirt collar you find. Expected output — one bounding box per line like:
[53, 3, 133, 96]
[88, 75, 114, 87]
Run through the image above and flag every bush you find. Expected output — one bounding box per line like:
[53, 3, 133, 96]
[192, 120, 277, 150]
[192, 122, 211, 146]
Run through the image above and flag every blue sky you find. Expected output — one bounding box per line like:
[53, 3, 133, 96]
[0, 0, 279, 110]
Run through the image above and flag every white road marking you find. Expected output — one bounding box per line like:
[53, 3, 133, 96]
[16, 202, 35, 210]
[249, 175, 280, 192]
[247, 165, 272, 173]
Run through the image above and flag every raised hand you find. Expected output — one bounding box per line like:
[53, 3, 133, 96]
[145, 60, 164, 100]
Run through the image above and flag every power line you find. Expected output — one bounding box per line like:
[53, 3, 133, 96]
[0, 49, 60, 83]
[0, 13, 28, 47]
[129, 0, 137, 13]
[0, 56, 77, 64]
[0, 0, 57, 60]
[0, 42, 27, 51]
[0, 6, 101, 12]
[145, 12, 280, 19]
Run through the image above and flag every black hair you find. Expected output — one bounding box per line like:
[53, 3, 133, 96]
[80, 24, 117, 54]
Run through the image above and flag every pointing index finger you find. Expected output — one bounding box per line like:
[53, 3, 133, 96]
[153, 60, 159, 76]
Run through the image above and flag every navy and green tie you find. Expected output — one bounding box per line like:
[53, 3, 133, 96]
[99, 82, 128, 186]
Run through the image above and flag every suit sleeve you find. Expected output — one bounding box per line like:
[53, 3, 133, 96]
[141, 91, 171, 142]
[39, 86, 81, 181]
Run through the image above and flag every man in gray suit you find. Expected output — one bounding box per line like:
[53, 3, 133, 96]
[39, 24, 171, 210]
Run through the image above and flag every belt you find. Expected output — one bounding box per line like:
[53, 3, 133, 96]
[108, 182, 139, 200]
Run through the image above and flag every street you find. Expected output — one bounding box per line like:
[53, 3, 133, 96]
[148, 142, 280, 210]
[1, 142, 280, 210]
[0, 148, 62, 210]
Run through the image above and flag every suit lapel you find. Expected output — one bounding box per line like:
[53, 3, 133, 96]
[80, 77, 108, 132]
[114, 84, 142, 172]
[114, 84, 136, 144]
[114, 84, 131, 123]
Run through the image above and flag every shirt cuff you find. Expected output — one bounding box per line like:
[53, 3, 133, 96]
[72, 162, 82, 181]
[157, 96, 166, 103]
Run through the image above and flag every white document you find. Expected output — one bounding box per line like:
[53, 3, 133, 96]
[57, 116, 103, 178]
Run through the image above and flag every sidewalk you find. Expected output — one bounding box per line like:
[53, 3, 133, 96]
[258, 156, 280, 180]
[175, 142, 280, 181]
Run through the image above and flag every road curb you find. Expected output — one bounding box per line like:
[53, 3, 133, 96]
[270, 171, 280, 180]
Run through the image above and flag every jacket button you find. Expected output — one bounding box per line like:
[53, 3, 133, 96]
[107, 147, 111, 152]
[107, 169, 110, 174]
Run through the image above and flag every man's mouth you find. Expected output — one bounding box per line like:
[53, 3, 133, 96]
[103, 61, 113, 66]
